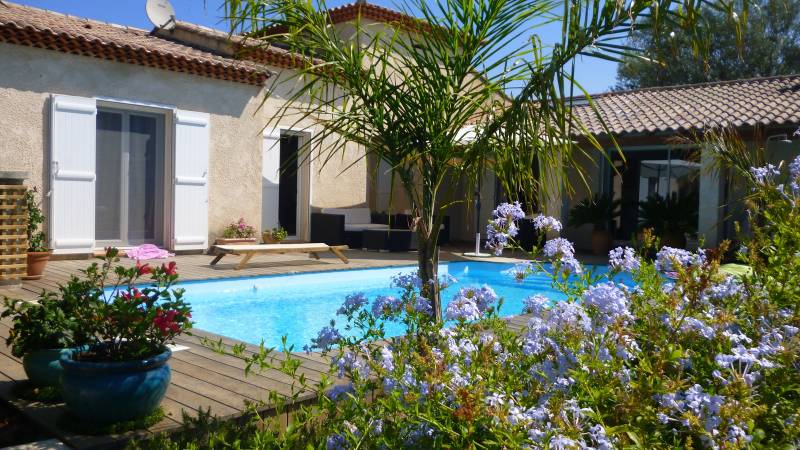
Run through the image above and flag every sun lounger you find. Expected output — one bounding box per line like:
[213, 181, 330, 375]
[209, 243, 349, 270]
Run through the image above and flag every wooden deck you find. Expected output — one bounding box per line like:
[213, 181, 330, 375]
[0, 247, 507, 449]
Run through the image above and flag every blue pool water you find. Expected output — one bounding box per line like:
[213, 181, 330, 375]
[181, 262, 630, 350]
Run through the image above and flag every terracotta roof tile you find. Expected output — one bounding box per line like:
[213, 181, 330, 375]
[573, 75, 800, 136]
[0, 1, 271, 85]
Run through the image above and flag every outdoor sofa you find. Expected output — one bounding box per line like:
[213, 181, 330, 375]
[310, 208, 450, 250]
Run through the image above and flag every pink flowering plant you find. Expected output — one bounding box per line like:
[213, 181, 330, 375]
[223, 217, 257, 239]
[151, 160, 799, 448]
[74, 248, 192, 362]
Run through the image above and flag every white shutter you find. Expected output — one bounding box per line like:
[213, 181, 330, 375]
[50, 95, 97, 254]
[261, 129, 281, 230]
[172, 110, 209, 251]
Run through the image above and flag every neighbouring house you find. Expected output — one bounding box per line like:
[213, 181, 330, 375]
[564, 75, 800, 251]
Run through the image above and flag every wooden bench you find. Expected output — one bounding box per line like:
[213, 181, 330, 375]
[209, 243, 349, 270]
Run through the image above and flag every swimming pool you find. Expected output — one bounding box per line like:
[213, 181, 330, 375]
[182, 261, 628, 350]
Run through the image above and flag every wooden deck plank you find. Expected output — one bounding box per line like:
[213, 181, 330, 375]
[184, 329, 332, 374]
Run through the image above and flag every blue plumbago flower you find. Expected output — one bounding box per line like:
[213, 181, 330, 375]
[494, 201, 526, 221]
[326, 383, 354, 401]
[446, 363, 471, 388]
[532, 214, 562, 232]
[380, 346, 395, 372]
[543, 237, 575, 259]
[371, 295, 402, 318]
[549, 434, 578, 449]
[706, 276, 742, 300]
[608, 246, 640, 272]
[485, 222, 510, 256]
[503, 261, 533, 282]
[390, 272, 422, 290]
[655, 247, 703, 272]
[550, 302, 592, 333]
[474, 285, 499, 311]
[445, 288, 481, 320]
[750, 163, 780, 184]
[680, 317, 716, 339]
[368, 418, 383, 436]
[326, 433, 348, 450]
[395, 367, 430, 396]
[413, 296, 433, 315]
[485, 202, 525, 255]
[559, 256, 583, 275]
[658, 384, 725, 435]
[403, 423, 436, 446]
[333, 351, 369, 378]
[336, 292, 368, 316]
[588, 424, 614, 450]
[582, 282, 631, 329]
[310, 324, 342, 350]
[723, 329, 753, 345]
[522, 294, 550, 315]
[715, 342, 778, 386]
[726, 424, 753, 446]
[614, 334, 640, 360]
[451, 285, 498, 312]
[485, 392, 506, 408]
[791, 155, 800, 179]
[543, 238, 583, 274]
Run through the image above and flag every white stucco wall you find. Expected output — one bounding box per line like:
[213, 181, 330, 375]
[0, 43, 368, 247]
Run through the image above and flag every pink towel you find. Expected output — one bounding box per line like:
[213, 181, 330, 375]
[125, 244, 174, 260]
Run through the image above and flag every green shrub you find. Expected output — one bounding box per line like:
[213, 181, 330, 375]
[138, 157, 799, 449]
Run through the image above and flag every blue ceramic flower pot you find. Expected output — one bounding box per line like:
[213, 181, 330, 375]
[60, 347, 172, 424]
[22, 347, 83, 387]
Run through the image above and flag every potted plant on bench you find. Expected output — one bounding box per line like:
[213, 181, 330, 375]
[263, 226, 287, 244]
[59, 248, 192, 425]
[217, 217, 257, 245]
[23, 187, 51, 280]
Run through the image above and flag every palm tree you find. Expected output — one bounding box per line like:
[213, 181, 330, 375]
[224, 0, 730, 321]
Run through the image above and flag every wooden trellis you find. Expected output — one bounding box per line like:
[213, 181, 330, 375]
[0, 185, 28, 281]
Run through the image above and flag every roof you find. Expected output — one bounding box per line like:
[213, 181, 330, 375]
[573, 75, 800, 137]
[0, 1, 271, 86]
[261, 1, 425, 36]
[327, 2, 420, 27]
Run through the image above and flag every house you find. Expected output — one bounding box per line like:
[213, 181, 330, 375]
[0, 1, 433, 255]
[564, 75, 800, 250]
[6, 1, 793, 258]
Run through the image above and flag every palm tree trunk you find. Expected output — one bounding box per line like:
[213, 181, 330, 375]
[413, 177, 443, 322]
[417, 229, 441, 322]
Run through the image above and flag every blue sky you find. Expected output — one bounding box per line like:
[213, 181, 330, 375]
[16, 0, 620, 94]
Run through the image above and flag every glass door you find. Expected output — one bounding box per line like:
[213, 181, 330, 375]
[95, 108, 164, 247]
[278, 134, 299, 237]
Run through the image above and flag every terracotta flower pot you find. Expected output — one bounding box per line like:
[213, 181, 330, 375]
[261, 232, 284, 244]
[215, 237, 257, 246]
[590, 229, 613, 256]
[23, 251, 51, 280]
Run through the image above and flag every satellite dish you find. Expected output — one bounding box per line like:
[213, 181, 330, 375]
[146, 0, 176, 30]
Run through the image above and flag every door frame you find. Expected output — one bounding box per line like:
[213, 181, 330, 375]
[95, 100, 173, 249]
[268, 126, 313, 241]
